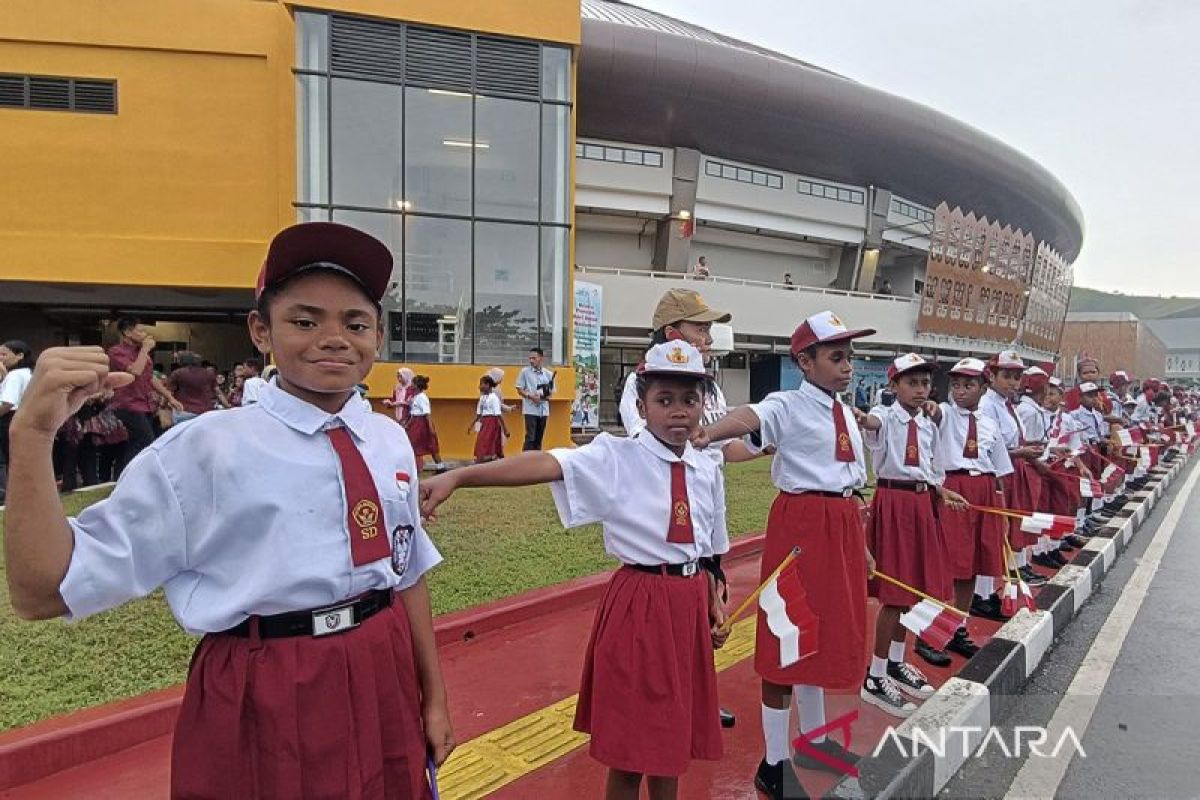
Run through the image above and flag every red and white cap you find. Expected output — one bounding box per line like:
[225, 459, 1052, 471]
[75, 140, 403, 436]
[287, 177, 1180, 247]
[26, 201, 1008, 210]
[949, 357, 989, 378]
[1078, 381, 1100, 393]
[1048, 376, 1064, 388]
[1023, 365, 1049, 379]
[1109, 370, 1130, 386]
[638, 341, 709, 378]
[1021, 365, 1049, 391]
[887, 352, 933, 381]
[789, 310, 876, 356]
[255, 222, 393, 303]
[989, 349, 1025, 371]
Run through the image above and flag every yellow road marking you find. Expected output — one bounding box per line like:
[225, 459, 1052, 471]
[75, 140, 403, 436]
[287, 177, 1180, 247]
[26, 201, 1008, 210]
[438, 617, 758, 799]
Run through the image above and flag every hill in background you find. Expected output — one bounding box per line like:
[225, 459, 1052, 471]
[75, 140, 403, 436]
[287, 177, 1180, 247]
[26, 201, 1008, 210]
[1069, 287, 1200, 320]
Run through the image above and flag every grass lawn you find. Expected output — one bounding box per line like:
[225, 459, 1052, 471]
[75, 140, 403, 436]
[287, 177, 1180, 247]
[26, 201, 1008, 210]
[0, 458, 778, 730]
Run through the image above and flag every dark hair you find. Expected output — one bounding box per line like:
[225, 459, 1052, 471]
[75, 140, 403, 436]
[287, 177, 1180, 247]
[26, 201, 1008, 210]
[243, 358, 262, 373]
[480, 375, 497, 389]
[177, 351, 202, 367]
[1154, 390, 1172, 405]
[529, 347, 544, 356]
[116, 316, 140, 335]
[1, 340, 35, 370]
[414, 375, 430, 391]
[634, 371, 710, 401]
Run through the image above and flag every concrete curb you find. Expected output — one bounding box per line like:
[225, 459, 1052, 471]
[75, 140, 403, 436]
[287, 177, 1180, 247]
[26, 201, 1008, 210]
[828, 452, 1191, 799]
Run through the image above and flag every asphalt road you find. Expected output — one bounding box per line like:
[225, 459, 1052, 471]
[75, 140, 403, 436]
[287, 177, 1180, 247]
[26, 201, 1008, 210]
[943, 458, 1200, 800]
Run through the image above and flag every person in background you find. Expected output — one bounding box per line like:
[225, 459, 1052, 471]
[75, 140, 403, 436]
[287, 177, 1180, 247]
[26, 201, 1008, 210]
[239, 359, 267, 406]
[783, 273, 797, 290]
[106, 317, 182, 475]
[1, 341, 37, 496]
[404, 375, 446, 473]
[167, 352, 223, 425]
[876, 280, 894, 296]
[470, 374, 508, 462]
[691, 255, 711, 279]
[517, 347, 554, 452]
[488, 367, 517, 413]
[382, 367, 415, 424]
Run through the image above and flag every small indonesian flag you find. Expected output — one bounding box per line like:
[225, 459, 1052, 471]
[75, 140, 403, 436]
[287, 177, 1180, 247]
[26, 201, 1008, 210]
[1100, 463, 1124, 493]
[1115, 428, 1144, 447]
[1079, 477, 1104, 498]
[1019, 512, 1076, 539]
[1001, 580, 1038, 616]
[759, 560, 819, 667]
[899, 599, 962, 651]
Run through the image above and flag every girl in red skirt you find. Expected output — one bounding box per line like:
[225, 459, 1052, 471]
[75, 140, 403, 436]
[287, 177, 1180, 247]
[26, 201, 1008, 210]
[697, 310, 876, 800]
[421, 341, 729, 800]
[858, 354, 967, 717]
[979, 351, 1048, 615]
[404, 375, 446, 473]
[469, 374, 508, 463]
[5, 222, 453, 798]
[932, 358, 1014, 658]
[1025, 377, 1091, 567]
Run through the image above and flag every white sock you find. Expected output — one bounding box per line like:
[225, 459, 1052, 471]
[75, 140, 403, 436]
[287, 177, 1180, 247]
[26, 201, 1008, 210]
[975, 576, 995, 597]
[888, 639, 906, 663]
[1016, 549, 1029, 568]
[762, 704, 791, 765]
[869, 655, 888, 679]
[795, 684, 827, 743]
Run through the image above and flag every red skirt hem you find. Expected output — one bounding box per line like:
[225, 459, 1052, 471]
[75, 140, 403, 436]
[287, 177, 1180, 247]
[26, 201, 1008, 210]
[939, 473, 1007, 581]
[867, 487, 953, 607]
[407, 416, 440, 457]
[473, 416, 504, 460]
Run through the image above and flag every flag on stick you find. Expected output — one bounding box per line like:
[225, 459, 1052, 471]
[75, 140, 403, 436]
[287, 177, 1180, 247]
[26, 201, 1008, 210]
[1114, 428, 1144, 447]
[1078, 477, 1104, 498]
[1018, 512, 1076, 539]
[1100, 462, 1125, 493]
[899, 599, 963, 651]
[759, 558, 819, 667]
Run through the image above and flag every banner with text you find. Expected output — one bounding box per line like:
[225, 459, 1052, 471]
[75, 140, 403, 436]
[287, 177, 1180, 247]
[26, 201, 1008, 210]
[572, 281, 602, 429]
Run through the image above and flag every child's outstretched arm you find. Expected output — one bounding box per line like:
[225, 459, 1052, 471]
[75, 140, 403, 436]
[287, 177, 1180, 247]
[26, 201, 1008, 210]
[6, 347, 132, 619]
[692, 405, 762, 449]
[420, 452, 563, 520]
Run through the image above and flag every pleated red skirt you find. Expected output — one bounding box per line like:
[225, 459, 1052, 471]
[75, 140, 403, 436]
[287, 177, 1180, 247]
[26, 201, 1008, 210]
[939, 473, 1007, 581]
[407, 416, 439, 457]
[1044, 460, 1083, 517]
[867, 487, 953, 607]
[1003, 460, 1045, 548]
[755, 492, 867, 690]
[473, 416, 504, 460]
[171, 602, 431, 800]
[574, 566, 721, 777]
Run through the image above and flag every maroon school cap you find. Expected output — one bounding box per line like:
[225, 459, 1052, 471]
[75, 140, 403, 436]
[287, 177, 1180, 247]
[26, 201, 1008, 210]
[255, 222, 392, 304]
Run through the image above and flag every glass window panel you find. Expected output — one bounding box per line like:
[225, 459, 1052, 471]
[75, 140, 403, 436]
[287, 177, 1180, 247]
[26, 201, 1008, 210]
[721, 165, 736, 179]
[769, 175, 782, 189]
[405, 216, 472, 363]
[575, 142, 584, 157]
[332, 209, 404, 359]
[584, 143, 604, 159]
[331, 78, 402, 208]
[798, 180, 811, 194]
[623, 150, 642, 164]
[645, 152, 663, 167]
[752, 172, 767, 186]
[541, 104, 570, 224]
[475, 96, 539, 221]
[736, 168, 751, 182]
[295, 12, 328, 72]
[705, 161, 719, 176]
[540, 225, 570, 365]
[474, 222, 539, 364]
[604, 147, 623, 162]
[404, 87, 472, 216]
[295, 74, 328, 204]
[296, 206, 331, 223]
[837, 189, 851, 202]
[541, 45, 571, 102]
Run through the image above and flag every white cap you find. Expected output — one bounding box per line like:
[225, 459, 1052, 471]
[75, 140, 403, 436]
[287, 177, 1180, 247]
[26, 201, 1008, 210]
[990, 350, 1025, 370]
[949, 357, 989, 377]
[1023, 366, 1048, 378]
[887, 353, 932, 381]
[1078, 381, 1100, 393]
[639, 341, 709, 378]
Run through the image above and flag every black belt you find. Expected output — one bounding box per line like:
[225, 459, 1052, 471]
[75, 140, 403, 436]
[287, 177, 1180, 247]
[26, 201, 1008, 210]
[221, 590, 393, 639]
[945, 469, 986, 477]
[784, 488, 858, 499]
[626, 561, 702, 578]
[876, 478, 932, 493]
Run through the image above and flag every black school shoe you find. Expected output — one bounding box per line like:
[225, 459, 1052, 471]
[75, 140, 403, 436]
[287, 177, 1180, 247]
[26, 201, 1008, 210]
[946, 627, 980, 658]
[1032, 553, 1060, 570]
[1066, 534, 1089, 548]
[755, 758, 808, 800]
[1019, 565, 1047, 586]
[915, 637, 952, 667]
[792, 737, 861, 775]
[970, 594, 1010, 621]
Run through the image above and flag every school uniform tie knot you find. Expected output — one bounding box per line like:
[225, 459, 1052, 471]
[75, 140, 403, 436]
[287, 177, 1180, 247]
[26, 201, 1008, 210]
[666, 460, 695, 544]
[904, 417, 921, 467]
[832, 401, 855, 462]
[327, 426, 392, 566]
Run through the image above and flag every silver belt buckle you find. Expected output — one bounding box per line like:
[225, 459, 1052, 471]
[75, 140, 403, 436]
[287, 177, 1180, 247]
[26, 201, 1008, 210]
[841, 488, 854, 498]
[969, 470, 982, 477]
[681, 561, 699, 577]
[915, 482, 929, 493]
[311, 601, 358, 637]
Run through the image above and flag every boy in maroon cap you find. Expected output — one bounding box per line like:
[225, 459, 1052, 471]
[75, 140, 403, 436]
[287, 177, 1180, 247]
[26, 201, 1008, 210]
[5, 222, 453, 798]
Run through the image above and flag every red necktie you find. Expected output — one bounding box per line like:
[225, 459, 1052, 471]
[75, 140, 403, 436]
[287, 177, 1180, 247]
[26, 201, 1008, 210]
[667, 461, 695, 544]
[904, 418, 920, 466]
[963, 413, 980, 459]
[327, 426, 392, 567]
[833, 401, 855, 462]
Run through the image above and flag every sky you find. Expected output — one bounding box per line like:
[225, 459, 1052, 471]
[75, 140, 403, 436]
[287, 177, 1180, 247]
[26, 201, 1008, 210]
[636, 0, 1200, 297]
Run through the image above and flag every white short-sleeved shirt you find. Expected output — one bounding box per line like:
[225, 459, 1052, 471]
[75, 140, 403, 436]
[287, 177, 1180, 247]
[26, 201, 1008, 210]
[1130, 395, 1153, 424]
[410, 392, 431, 416]
[980, 388, 1023, 449]
[751, 380, 867, 493]
[59, 382, 442, 634]
[936, 402, 1014, 477]
[240, 375, 267, 405]
[864, 403, 943, 484]
[620, 371, 730, 466]
[1044, 409, 1086, 456]
[1068, 406, 1107, 443]
[0, 367, 32, 409]
[549, 432, 729, 565]
[476, 393, 502, 416]
[1016, 396, 1049, 443]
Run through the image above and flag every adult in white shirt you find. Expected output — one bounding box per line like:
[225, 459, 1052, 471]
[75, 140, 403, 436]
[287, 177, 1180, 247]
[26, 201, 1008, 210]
[0, 340, 36, 484]
[691, 255, 711, 279]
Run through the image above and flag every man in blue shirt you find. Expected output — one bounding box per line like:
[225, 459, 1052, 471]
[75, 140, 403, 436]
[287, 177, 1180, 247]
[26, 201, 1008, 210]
[516, 347, 554, 451]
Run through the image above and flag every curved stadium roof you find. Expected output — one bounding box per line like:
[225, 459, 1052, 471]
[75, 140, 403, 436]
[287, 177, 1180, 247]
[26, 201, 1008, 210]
[579, 0, 1085, 260]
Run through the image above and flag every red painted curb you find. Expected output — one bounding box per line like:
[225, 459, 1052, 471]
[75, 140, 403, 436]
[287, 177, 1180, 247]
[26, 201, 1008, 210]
[0, 534, 765, 791]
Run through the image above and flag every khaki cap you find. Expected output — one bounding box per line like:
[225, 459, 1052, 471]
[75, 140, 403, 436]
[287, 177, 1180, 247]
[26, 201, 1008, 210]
[651, 288, 732, 331]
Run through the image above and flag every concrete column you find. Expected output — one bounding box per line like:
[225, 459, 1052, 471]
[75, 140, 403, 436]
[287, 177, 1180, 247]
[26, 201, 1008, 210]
[652, 147, 701, 272]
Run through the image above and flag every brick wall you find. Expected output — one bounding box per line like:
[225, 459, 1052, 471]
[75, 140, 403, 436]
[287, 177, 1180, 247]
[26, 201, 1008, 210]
[1060, 320, 1167, 380]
